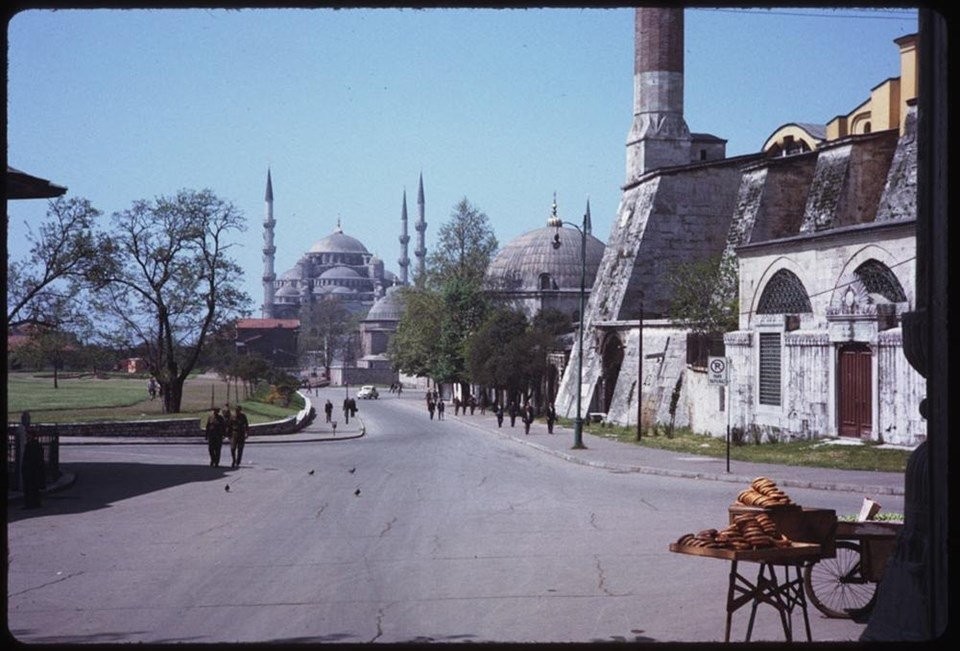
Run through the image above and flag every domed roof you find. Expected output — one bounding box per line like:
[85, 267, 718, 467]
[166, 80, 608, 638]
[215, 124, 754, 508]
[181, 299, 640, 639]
[319, 266, 361, 280]
[365, 286, 406, 322]
[486, 223, 605, 292]
[308, 224, 369, 255]
[331, 286, 355, 295]
[276, 283, 299, 296]
[279, 266, 302, 280]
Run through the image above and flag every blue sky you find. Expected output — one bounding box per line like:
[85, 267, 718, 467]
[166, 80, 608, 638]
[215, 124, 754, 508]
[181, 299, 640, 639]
[6, 6, 918, 315]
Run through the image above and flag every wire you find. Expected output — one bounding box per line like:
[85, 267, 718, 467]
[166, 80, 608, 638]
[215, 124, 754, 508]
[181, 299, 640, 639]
[694, 8, 918, 21]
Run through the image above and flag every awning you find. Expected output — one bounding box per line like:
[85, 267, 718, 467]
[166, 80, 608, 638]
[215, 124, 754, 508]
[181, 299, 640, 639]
[6, 166, 68, 199]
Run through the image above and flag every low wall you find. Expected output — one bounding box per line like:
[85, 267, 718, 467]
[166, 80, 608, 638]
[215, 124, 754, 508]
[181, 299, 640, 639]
[7, 393, 315, 440]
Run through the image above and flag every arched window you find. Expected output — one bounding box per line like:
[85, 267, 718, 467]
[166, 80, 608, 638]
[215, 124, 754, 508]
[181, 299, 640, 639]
[539, 273, 557, 291]
[757, 269, 812, 314]
[854, 260, 906, 303]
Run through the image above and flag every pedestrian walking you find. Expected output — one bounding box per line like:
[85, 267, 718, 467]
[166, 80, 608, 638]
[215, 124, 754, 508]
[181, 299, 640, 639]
[348, 397, 358, 419]
[427, 397, 436, 420]
[452, 396, 461, 416]
[546, 403, 557, 434]
[468, 394, 476, 415]
[495, 402, 504, 428]
[230, 405, 249, 468]
[324, 399, 333, 423]
[479, 392, 488, 415]
[437, 399, 445, 420]
[205, 407, 226, 467]
[523, 402, 534, 435]
[396, 383, 403, 396]
[508, 400, 518, 427]
[343, 397, 351, 424]
[21, 429, 45, 509]
[148, 378, 157, 400]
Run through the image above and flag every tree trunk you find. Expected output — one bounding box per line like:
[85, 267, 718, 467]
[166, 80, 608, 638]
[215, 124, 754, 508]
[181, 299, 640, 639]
[53, 364, 59, 389]
[163, 379, 184, 413]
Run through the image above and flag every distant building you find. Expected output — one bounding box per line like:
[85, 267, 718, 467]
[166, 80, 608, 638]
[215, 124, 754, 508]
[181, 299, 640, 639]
[235, 318, 300, 367]
[260, 170, 425, 319]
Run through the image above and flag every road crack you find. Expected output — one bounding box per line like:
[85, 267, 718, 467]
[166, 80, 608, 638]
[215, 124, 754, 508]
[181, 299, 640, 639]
[9, 570, 85, 596]
[379, 516, 397, 537]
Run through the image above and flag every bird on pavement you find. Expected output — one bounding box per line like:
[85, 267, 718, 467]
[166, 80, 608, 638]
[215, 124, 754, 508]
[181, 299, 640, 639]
[348, 467, 356, 474]
[225, 484, 230, 492]
[308, 470, 315, 475]
[354, 489, 361, 496]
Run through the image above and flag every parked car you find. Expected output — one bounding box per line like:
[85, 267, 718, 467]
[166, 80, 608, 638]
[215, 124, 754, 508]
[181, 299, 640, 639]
[357, 385, 379, 399]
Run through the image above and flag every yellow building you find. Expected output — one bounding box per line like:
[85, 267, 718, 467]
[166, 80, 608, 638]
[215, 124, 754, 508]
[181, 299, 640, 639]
[763, 33, 917, 155]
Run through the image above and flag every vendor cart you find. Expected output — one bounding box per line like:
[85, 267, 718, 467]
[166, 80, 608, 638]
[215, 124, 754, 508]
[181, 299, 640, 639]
[802, 519, 902, 619]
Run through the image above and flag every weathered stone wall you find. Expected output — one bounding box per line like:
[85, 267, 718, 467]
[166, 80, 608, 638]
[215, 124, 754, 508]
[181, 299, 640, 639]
[799, 131, 899, 233]
[877, 328, 927, 445]
[875, 104, 917, 223]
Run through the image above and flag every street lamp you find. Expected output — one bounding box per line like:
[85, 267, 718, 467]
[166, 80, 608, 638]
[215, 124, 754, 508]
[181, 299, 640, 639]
[548, 201, 588, 450]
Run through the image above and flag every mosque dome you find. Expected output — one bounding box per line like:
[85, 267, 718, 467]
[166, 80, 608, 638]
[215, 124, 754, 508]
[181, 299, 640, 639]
[320, 266, 362, 280]
[486, 210, 605, 293]
[308, 226, 370, 255]
[275, 283, 299, 297]
[365, 286, 406, 322]
[279, 267, 302, 280]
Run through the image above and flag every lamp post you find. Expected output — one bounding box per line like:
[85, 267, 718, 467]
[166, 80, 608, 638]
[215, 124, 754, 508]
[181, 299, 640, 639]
[548, 207, 588, 450]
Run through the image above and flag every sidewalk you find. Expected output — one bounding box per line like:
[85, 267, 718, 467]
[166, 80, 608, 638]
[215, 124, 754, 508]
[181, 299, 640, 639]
[12, 392, 906, 504]
[393, 390, 906, 498]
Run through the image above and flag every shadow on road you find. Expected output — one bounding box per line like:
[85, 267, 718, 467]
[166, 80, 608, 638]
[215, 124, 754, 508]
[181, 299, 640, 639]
[6, 461, 231, 522]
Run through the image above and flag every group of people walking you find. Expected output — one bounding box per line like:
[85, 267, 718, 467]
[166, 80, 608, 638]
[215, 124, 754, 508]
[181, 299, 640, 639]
[204, 404, 249, 469]
[424, 391, 558, 435]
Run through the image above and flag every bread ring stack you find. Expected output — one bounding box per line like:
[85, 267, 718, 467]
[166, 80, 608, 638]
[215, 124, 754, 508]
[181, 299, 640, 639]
[674, 529, 722, 548]
[675, 516, 792, 551]
[736, 476, 793, 507]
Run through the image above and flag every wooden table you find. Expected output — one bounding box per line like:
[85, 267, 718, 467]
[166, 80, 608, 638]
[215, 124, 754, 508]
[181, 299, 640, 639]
[669, 542, 822, 642]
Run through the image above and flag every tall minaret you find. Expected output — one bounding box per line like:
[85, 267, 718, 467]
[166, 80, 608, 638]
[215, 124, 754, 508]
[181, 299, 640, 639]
[584, 197, 592, 236]
[398, 189, 410, 285]
[262, 168, 277, 318]
[625, 7, 691, 183]
[414, 172, 427, 285]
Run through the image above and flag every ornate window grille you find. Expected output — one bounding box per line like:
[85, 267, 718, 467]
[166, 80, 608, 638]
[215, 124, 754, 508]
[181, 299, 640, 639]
[758, 332, 782, 406]
[757, 269, 812, 314]
[854, 260, 906, 303]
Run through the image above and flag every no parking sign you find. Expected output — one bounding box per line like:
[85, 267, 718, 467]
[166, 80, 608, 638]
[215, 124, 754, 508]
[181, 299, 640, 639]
[708, 356, 729, 385]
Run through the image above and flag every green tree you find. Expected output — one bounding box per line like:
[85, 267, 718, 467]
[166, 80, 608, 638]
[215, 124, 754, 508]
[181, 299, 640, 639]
[425, 198, 498, 289]
[388, 287, 443, 379]
[667, 254, 739, 334]
[92, 189, 251, 413]
[15, 325, 81, 388]
[433, 277, 488, 385]
[6, 196, 108, 329]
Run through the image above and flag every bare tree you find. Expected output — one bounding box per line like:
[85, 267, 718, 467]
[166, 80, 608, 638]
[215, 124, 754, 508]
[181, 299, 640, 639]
[92, 189, 251, 413]
[6, 196, 107, 329]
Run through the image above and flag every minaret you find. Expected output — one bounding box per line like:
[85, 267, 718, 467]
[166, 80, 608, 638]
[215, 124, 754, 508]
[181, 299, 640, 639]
[398, 189, 410, 285]
[262, 168, 277, 318]
[414, 172, 427, 285]
[584, 197, 592, 236]
[625, 7, 691, 183]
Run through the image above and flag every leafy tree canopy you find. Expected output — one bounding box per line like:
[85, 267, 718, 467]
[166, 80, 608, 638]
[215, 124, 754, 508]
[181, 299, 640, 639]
[425, 198, 498, 289]
[667, 254, 739, 334]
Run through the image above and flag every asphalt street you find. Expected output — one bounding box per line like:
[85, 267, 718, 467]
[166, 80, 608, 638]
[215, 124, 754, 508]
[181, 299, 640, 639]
[7, 387, 907, 644]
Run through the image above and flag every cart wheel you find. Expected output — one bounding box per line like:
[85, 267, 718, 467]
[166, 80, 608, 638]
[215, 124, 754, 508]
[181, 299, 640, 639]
[804, 540, 878, 618]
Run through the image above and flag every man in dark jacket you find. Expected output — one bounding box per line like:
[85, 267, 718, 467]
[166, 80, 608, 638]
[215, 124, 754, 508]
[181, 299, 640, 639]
[546, 403, 557, 434]
[21, 430, 45, 508]
[522, 402, 535, 435]
[508, 400, 518, 427]
[230, 405, 249, 468]
[495, 402, 504, 428]
[205, 407, 226, 467]
[324, 399, 333, 423]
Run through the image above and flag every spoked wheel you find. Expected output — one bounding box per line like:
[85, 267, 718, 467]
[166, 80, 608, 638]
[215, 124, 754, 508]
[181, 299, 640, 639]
[804, 540, 878, 618]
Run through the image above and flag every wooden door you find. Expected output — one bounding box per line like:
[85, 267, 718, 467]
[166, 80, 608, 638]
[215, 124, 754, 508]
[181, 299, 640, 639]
[838, 343, 872, 437]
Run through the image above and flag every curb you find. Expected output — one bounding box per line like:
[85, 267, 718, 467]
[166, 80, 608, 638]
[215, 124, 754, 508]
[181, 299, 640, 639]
[452, 413, 905, 497]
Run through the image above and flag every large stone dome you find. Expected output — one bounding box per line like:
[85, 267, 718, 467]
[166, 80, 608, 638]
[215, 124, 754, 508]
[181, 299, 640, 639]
[365, 285, 405, 322]
[308, 227, 370, 255]
[486, 223, 605, 293]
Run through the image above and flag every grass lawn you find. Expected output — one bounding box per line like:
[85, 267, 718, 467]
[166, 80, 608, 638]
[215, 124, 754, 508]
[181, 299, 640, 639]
[6, 372, 303, 425]
[575, 420, 911, 473]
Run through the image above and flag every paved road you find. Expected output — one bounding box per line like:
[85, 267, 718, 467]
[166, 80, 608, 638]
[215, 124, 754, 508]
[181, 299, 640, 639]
[7, 388, 903, 644]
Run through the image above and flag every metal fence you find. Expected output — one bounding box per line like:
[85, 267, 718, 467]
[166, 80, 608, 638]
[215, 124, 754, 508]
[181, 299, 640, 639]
[7, 425, 61, 494]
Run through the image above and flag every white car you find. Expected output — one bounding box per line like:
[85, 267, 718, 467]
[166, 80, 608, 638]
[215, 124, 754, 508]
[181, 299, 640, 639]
[357, 385, 379, 399]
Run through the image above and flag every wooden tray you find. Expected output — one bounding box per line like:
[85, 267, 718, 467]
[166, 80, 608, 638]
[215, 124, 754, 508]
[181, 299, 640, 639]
[668, 541, 822, 563]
